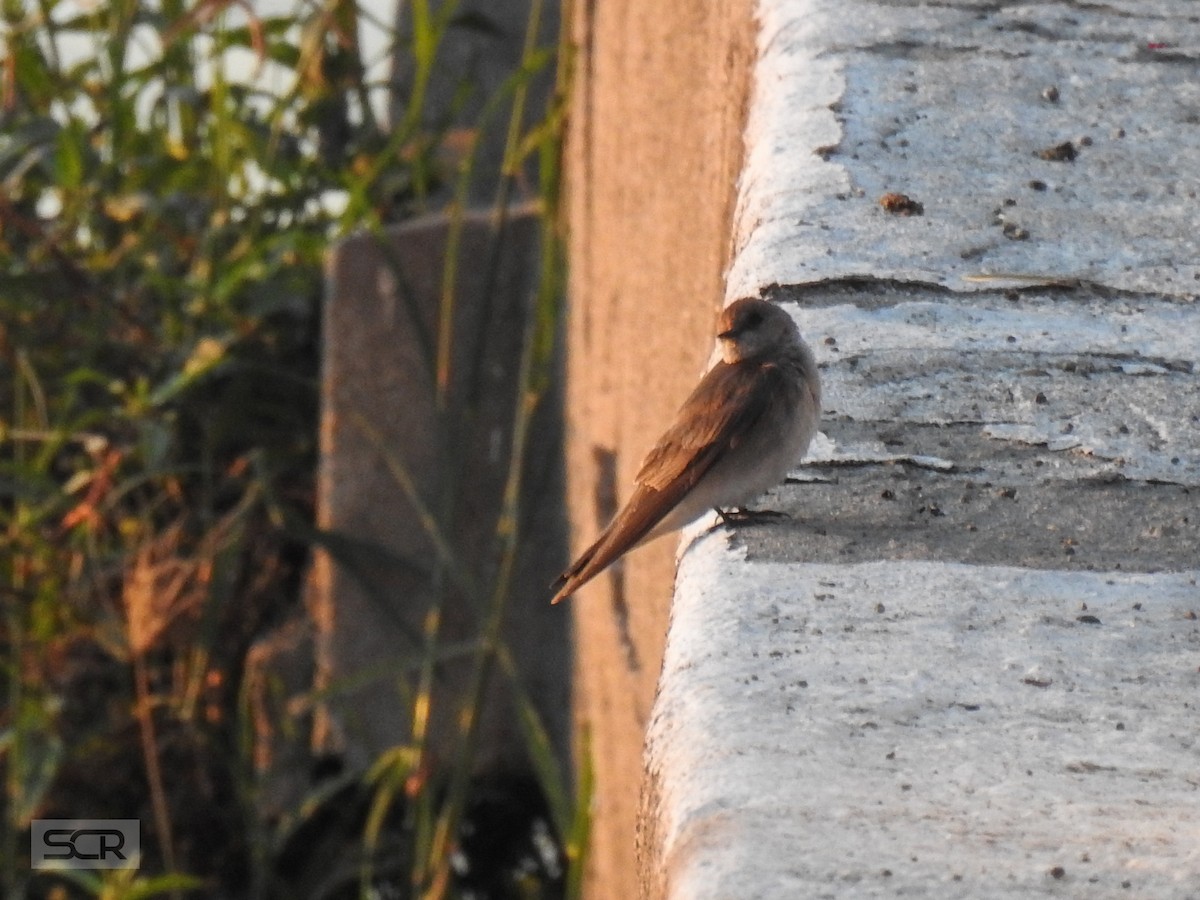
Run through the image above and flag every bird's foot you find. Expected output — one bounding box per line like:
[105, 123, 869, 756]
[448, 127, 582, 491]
[712, 506, 792, 527]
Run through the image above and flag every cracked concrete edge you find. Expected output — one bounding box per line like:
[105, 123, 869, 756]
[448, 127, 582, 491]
[648, 543, 1200, 899]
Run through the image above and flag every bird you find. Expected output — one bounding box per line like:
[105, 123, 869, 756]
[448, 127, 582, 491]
[550, 297, 821, 604]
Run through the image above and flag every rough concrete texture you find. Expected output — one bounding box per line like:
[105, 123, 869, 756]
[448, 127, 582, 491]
[653, 549, 1200, 899]
[727, 0, 1200, 299]
[311, 208, 569, 776]
[642, 1, 1200, 897]
[748, 281, 1200, 570]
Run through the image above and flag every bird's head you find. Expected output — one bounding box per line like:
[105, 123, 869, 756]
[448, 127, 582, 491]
[716, 298, 802, 364]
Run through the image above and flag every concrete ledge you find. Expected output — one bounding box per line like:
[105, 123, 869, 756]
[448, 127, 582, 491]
[727, 0, 1200, 297]
[650, 552, 1199, 897]
[640, 1, 1200, 897]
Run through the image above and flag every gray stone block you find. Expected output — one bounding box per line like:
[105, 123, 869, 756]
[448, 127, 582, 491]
[310, 205, 569, 777]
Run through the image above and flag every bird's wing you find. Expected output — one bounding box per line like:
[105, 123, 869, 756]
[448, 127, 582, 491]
[635, 360, 782, 491]
[549, 361, 781, 604]
[549, 362, 782, 607]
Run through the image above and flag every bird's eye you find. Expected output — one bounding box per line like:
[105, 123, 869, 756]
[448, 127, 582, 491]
[744, 311, 764, 328]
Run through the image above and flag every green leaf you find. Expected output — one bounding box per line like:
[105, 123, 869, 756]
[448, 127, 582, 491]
[147, 336, 234, 407]
[53, 120, 87, 188]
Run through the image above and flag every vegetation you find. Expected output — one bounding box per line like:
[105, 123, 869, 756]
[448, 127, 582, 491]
[0, 0, 576, 896]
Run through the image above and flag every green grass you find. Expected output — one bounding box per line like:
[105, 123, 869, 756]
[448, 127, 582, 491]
[0, 0, 583, 896]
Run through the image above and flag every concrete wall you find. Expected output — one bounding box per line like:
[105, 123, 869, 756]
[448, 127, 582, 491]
[561, 2, 756, 896]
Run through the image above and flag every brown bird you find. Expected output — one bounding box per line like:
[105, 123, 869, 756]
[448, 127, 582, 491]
[550, 297, 821, 604]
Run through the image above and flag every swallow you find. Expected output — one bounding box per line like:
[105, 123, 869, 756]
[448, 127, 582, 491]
[550, 297, 821, 604]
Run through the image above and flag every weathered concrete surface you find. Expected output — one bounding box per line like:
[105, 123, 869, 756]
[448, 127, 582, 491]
[311, 207, 569, 776]
[652, 550, 1200, 899]
[562, 0, 757, 895]
[727, 0, 1200, 298]
[751, 281, 1200, 571]
[641, 1, 1200, 897]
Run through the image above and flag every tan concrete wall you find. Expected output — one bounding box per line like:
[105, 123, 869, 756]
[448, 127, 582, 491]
[562, 2, 756, 896]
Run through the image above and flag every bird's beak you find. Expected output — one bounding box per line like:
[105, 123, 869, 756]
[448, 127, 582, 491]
[717, 327, 739, 340]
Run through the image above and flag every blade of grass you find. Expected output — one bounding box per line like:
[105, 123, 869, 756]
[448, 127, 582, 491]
[427, 33, 558, 653]
[131, 649, 182, 899]
[422, 265, 544, 898]
[347, 410, 481, 605]
[563, 726, 594, 900]
[495, 643, 570, 840]
[359, 742, 420, 896]
[417, 0, 572, 890]
[55, 867, 206, 899]
[434, 42, 555, 415]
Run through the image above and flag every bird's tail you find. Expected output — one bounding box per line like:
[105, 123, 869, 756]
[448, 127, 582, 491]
[549, 484, 681, 604]
[548, 534, 606, 605]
